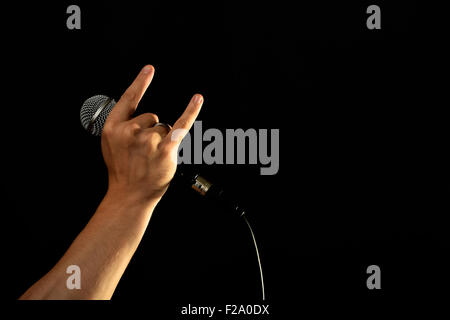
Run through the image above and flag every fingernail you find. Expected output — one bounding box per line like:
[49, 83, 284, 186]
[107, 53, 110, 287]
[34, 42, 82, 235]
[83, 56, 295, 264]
[142, 65, 153, 74]
[194, 95, 203, 105]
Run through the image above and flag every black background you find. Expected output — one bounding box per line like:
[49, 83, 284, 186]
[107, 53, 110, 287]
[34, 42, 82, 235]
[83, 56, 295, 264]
[4, 0, 449, 316]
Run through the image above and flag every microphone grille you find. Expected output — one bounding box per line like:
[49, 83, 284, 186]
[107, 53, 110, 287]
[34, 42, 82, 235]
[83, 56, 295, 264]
[80, 95, 116, 136]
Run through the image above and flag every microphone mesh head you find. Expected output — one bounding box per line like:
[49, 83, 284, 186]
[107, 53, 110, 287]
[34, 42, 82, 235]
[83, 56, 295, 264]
[80, 95, 116, 136]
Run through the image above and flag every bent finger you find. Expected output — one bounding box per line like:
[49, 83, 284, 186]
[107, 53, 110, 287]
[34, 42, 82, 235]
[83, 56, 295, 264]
[129, 113, 159, 129]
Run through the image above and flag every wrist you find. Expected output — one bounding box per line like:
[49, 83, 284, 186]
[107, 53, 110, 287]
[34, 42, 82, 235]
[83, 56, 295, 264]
[102, 187, 162, 215]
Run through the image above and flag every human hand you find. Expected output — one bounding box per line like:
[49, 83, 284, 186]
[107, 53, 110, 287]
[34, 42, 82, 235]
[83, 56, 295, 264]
[101, 65, 203, 205]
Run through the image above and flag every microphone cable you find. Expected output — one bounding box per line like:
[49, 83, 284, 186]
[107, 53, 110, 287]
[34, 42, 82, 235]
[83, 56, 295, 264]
[179, 170, 266, 301]
[243, 214, 265, 301]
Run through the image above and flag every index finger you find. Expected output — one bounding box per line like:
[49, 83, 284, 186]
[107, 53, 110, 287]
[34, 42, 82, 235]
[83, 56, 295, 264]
[163, 94, 204, 147]
[107, 65, 155, 125]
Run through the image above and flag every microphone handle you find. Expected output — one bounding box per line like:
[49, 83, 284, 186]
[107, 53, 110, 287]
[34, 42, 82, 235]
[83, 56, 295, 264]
[176, 169, 246, 217]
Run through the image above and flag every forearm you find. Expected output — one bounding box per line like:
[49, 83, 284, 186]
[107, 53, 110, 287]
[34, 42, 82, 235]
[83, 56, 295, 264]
[20, 191, 159, 300]
[19, 65, 203, 300]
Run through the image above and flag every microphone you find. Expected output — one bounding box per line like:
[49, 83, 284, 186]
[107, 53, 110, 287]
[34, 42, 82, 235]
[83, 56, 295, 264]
[80, 95, 246, 217]
[80, 94, 265, 300]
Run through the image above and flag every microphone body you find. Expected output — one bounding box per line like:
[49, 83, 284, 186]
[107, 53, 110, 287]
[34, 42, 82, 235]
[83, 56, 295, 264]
[177, 170, 246, 217]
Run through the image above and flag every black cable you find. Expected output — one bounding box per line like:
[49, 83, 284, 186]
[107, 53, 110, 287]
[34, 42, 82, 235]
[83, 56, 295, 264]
[179, 170, 266, 300]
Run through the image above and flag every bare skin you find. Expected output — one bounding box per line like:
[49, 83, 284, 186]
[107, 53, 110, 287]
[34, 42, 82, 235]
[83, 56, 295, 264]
[19, 65, 203, 299]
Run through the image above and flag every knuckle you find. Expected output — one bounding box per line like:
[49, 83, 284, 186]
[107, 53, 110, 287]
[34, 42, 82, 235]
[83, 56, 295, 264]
[137, 132, 149, 145]
[149, 131, 161, 145]
[141, 131, 159, 147]
[121, 90, 136, 103]
[125, 122, 140, 136]
[146, 113, 159, 123]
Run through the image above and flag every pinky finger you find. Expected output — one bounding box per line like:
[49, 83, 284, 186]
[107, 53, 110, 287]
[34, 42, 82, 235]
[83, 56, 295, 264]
[163, 94, 204, 147]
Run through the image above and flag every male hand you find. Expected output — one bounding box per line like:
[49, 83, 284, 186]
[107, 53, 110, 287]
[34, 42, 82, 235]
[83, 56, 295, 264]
[19, 65, 203, 300]
[101, 65, 203, 204]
